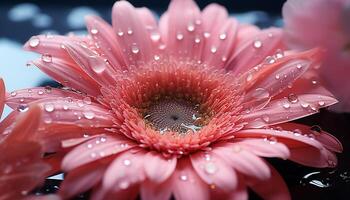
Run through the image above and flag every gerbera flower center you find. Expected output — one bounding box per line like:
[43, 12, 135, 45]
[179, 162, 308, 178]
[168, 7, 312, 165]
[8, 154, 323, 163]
[143, 97, 205, 134]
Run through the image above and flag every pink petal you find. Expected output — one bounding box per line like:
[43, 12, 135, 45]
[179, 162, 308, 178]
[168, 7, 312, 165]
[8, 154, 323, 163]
[112, 1, 155, 66]
[62, 135, 135, 171]
[103, 150, 146, 191]
[32, 58, 101, 96]
[164, 0, 203, 60]
[171, 158, 210, 200]
[288, 145, 338, 167]
[144, 151, 177, 183]
[275, 122, 342, 153]
[241, 93, 337, 128]
[235, 24, 260, 48]
[0, 78, 5, 118]
[212, 142, 271, 180]
[140, 180, 172, 200]
[190, 151, 237, 191]
[24, 35, 82, 60]
[201, 18, 238, 68]
[6, 87, 90, 109]
[248, 163, 291, 200]
[64, 43, 116, 87]
[59, 162, 106, 199]
[201, 4, 229, 31]
[136, 8, 158, 29]
[85, 15, 126, 70]
[226, 28, 283, 74]
[234, 139, 290, 159]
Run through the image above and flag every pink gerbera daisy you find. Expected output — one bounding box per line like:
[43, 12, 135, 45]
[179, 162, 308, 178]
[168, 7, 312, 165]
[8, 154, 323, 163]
[6, 0, 342, 199]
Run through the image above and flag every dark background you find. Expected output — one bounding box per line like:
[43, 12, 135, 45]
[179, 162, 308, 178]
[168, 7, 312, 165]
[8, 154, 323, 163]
[1, 1, 350, 200]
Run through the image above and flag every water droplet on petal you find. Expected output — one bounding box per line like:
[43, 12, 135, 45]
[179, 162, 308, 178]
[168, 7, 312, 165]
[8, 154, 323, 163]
[265, 56, 276, 64]
[150, 32, 160, 42]
[187, 23, 195, 32]
[83, 111, 95, 119]
[275, 74, 280, 80]
[41, 54, 52, 63]
[117, 30, 124, 36]
[176, 33, 184, 40]
[204, 162, 217, 174]
[283, 102, 291, 109]
[288, 93, 299, 103]
[296, 63, 303, 69]
[301, 102, 309, 109]
[29, 36, 40, 47]
[194, 37, 201, 44]
[210, 46, 217, 53]
[17, 104, 29, 112]
[262, 115, 270, 123]
[179, 174, 188, 181]
[44, 103, 54, 112]
[221, 56, 227, 62]
[83, 97, 92, 105]
[87, 144, 93, 148]
[154, 55, 160, 61]
[318, 101, 325, 106]
[10, 91, 17, 97]
[123, 159, 131, 166]
[127, 28, 133, 35]
[119, 181, 130, 189]
[131, 44, 139, 54]
[203, 32, 210, 38]
[253, 39, 263, 48]
[246, 73, 253, 82]
[310, 125, 322, 135]
[275, 49, 284, 59]
[90, 28, 98, 34]
[252, 88, 270, 99]
[312, 80, 318, 85]
[219, 33, 226, 40]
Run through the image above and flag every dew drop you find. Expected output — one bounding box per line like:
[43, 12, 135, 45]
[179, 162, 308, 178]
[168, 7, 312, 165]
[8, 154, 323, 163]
[311, 80, 318, 85]
[10, 91, 17, 97]
[127, 28, 133, 35]
[275, 49, 284, 59]
[210, 46, 217, 53]
[117, 30, 124, 36]
[318, 101, 325, 106]
[123, 159, 131, 166]
[283, 102, 291, 109]
[293, 129, 302, 136]
[275, 74, 280, 80]
[87, 144, 93, 148]
[83, 111, 95, 119]
[131, 44, 140, 54]
[296, 63, 303, 69]
[252, 88, 270, 99]
[41, 54, 52, 63]
[221, 56, 227, 62]
[262, 115, 270, 123]
[246, 73, 253, 82]
[154, 55, 160, 61]
[310, 125, 322, 135]
[83, 97, 92, 105]
[17, 104, 29, 112]
[90, 28, 98, 34]
[187, 23, 195, 32]
[203, 32, 211, 38]
[176, 33, 184, 40]
[150, 32, 161, 42]
[179, 174, 188, 181]
[204, 162, 217, 174]
[301, 102, 309, 109]
[119, 181, 130, 189]
[219, 33, 227, 40]
[253, 40, 263, 49]
[264, 56, 276, 64]
[194, 37, 201, 44]
[288, 93, 299, 103]
[29, 36, 40, 47]
[44, 103, 54, 112]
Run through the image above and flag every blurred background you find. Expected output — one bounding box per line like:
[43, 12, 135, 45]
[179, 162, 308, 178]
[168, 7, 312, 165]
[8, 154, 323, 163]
[1, 1, 349, 200]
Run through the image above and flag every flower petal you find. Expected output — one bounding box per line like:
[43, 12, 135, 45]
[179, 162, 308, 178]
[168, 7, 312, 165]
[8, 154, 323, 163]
[6, 87, 89, 109]
[0, 78, 5, 118]
[234, 139, 290, 159]
[140, 180, 172, 200]
[64, 42, 116, 87]
[144, 152, 177, 183]
[103, 150, 146, 191]
[112, 1, 155, 66]
[164, 0, 203, 60]
[171, 158, 210, 200]
[248, 163, 291, 200]
[213, 142, 271, 180]
[85, 15, 126, 70]
[62, 135, 135, 171]
[226, 28, 283, 74]
[190, 151, 237, 191]
[59, 162, 106, 199]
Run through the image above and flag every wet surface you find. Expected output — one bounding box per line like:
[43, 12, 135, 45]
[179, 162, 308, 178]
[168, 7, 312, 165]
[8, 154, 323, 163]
[1, 1, 349, 199]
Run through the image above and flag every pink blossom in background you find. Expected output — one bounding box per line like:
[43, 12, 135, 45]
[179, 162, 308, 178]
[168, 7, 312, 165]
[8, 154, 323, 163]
[0, 79, 58, 200]
[283, 0, 350, 112]
[3, 0, 343, 199]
